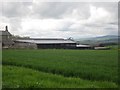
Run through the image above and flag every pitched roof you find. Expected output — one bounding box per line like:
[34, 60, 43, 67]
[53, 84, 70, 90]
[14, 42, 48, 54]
[15, 39, 76, 44]
[0, 30, 12, 36]
[31, 38, 65, 40]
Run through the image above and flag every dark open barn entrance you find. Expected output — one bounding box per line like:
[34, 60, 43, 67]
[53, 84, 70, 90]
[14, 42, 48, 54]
[37, 43, 76, 49]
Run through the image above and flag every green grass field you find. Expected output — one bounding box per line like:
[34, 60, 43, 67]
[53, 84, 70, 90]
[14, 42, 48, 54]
[2, 49, 118, 88]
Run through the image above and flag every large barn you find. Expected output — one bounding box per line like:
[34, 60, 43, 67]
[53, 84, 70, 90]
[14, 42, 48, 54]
[15, 38, 77, 49]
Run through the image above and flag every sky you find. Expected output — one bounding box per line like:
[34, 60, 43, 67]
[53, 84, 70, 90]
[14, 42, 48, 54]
[0, 1, 118, 39]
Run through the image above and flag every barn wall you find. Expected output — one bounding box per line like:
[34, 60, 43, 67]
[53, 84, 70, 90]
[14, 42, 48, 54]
[37, 43, 76, 49]
[13, 42, 37, 49]
[76, 47, 93, 49]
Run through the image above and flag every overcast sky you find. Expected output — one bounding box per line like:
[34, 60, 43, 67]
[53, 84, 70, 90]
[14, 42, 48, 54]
[0, 1, 118, 39]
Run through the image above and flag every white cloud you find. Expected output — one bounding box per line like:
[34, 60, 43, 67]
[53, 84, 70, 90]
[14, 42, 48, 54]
[1, 2, 118, 38]
[88, 5, 111, 23]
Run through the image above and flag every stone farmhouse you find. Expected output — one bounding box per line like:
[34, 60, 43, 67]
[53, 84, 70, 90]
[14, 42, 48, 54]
[0, 26, 14, 48]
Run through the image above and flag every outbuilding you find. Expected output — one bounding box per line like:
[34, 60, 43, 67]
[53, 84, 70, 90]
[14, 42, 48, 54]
[15, 38, 77, 49]
[76, 44, 93, 49]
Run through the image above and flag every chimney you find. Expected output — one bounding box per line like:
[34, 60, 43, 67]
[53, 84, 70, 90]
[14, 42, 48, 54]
[5, 26, 8, 31]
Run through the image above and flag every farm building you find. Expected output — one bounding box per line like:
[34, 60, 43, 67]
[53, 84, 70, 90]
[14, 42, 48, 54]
[94, 47, 110, 50]
[76, 44, 93, 49]
[14, 39, 95, 49]
[0, 26, 14, 48]
[0, 26, 94, 49]
[15, 38, 77, 49]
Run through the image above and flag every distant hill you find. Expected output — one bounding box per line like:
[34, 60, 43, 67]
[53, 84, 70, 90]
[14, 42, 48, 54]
[75, 35, 119, 45]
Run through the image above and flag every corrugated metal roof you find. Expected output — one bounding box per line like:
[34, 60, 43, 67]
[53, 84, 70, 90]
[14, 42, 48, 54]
[76, 44, 91, 47]
[94, 47, 110, 50]
[31, 38, 65, 40]
[15, 39, 76, 44]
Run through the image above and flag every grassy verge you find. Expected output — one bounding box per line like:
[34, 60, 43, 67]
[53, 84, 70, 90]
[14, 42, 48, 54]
[2, 65, 118, 88]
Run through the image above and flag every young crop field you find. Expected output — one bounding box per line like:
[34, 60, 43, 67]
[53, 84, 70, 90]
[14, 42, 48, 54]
[2, 49, 118, 88]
